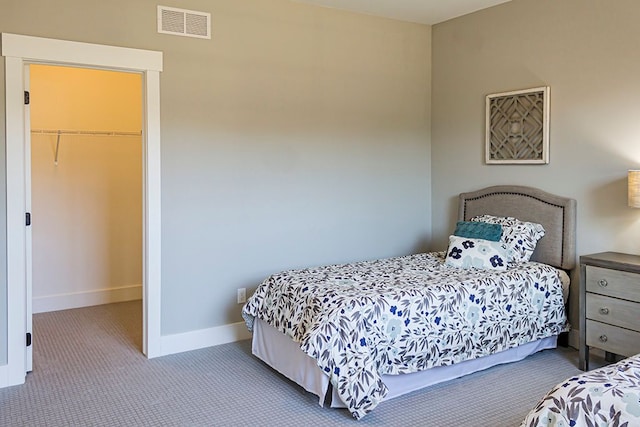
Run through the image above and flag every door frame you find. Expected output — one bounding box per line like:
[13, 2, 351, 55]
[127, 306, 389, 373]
[1, 33, 163, 387]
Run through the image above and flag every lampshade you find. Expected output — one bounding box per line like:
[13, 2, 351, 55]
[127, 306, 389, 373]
[628, 170, 640, 207]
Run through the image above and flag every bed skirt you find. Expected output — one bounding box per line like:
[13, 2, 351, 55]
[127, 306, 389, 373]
[252, 317, 558, 408]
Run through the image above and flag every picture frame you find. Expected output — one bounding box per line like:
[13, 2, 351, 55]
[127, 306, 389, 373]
[485, 86, 550, 164]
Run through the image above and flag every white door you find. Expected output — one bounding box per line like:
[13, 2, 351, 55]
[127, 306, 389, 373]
[24, 64, 33, 372]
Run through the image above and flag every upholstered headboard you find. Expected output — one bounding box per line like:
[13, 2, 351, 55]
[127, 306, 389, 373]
[458, 185, 577, 270]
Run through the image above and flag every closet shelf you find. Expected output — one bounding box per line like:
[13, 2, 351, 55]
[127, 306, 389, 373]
[31, 129, 142, 165]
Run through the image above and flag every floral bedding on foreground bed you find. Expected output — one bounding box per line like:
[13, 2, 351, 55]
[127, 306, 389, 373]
[242, 251, 568, 419]
[520, 353, 640, 427]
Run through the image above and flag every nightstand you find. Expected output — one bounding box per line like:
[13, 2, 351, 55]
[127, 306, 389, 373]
[579, 252, 640, 371]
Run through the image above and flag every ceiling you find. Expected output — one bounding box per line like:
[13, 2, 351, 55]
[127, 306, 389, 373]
[292, 0, 511, 25]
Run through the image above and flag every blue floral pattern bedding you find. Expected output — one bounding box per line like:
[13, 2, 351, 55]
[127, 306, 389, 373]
[242, 252, 568, 420]
[520, 354, 640, 427]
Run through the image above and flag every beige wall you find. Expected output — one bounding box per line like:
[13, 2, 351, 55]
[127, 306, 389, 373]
[431, 0, 640, 333]
[0, 0, 431, 359]
[30, 65, 142, 312]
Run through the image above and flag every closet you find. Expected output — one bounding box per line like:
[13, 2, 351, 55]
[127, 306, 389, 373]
[29, 64, 143, 314]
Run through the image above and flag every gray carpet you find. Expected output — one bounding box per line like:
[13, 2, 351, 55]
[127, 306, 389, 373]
[0, 301, 590, 426]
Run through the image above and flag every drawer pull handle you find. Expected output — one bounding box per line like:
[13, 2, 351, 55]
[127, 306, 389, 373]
[599, 335, 608, 343]
[599, 307, 610, 315]
[598, 279, 608, 287]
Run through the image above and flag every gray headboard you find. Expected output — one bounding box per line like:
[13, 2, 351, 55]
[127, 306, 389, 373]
[458, 185, 577, 270]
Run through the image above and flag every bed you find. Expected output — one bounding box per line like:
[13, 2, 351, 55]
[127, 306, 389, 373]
[520, 353, 640, 426]
[242, 185, 577, 420]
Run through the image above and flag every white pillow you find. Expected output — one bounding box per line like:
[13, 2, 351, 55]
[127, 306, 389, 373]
[445, 235, 508, 270]
[471, 215, 545, 264]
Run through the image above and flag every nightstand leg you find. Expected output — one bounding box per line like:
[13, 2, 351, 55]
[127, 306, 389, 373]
[579, 346, 589, 371]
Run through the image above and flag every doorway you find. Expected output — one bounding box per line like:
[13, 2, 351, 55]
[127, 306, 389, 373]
[29, 64, 143, 357]
[1, 33, 163, 388]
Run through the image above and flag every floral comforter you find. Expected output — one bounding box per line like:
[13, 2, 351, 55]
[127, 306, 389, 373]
[242, 252, 568, 420]
[521, 354, 640, 427]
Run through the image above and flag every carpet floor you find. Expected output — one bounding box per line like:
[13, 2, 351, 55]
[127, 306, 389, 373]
[0, 301, 592, 426]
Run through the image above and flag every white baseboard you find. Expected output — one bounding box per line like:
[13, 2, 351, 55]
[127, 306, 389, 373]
[0, 364, 9, 388]
[33, 284, 142, 313]
[0, 363, 25, 388]
[160, 321, 252, 357]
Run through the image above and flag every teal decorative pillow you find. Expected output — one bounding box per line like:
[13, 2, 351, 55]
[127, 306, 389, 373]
[471, 215, 545, 264]
[453, 221, 502, 242]
[444, 235, 508, 270]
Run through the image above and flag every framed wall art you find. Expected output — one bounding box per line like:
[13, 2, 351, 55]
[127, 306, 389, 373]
[485, 86, 549, 164]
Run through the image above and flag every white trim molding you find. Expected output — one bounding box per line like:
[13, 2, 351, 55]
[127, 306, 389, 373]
[3, 54, 29, 387]
[1, 33, 162, 72]
[33, 285, 142, 314]
[160, 323, 252, 357]
[0, 365, 11, 388]
[1, 33, 163, 387]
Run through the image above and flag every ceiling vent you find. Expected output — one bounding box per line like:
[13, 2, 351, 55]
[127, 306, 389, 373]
[157, 6, 211, 39]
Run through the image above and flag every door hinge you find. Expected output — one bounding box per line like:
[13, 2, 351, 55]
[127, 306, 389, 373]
[24, 91, 30, 105]
[26, 212, 31, 226]
[26, 332, 32, 347]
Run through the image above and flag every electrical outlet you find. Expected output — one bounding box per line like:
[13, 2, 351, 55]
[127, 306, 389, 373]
[237, 288, 246, 304]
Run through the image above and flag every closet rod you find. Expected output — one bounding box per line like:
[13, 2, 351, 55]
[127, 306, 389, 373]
[31, 128, 142, 137]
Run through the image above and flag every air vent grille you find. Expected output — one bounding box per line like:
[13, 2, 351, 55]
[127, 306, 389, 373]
[157, 6, 211, 39]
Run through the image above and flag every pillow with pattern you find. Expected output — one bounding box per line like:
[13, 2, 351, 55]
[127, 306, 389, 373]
[444, 235, 508, 270]
[471, 215, 545, 264]
[453, 221, 502, 241]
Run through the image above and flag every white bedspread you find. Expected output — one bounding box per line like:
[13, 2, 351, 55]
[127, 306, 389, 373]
[521, 353, 640, 426]
[243, 252, 568, 419]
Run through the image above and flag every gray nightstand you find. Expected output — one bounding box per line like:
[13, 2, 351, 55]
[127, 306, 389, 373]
[579, 252, 640, 370]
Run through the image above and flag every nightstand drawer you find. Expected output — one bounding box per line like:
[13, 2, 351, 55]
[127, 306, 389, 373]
[585, 265, 640, 302]
[586, 293, 640, 331]
[586, 319, 640, 357]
